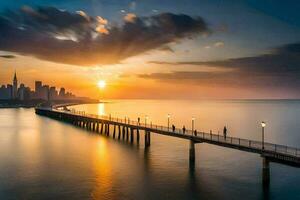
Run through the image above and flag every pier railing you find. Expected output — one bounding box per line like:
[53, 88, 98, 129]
[53, 108, 300, 158]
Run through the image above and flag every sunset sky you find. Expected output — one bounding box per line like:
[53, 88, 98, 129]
[0, 0, 300, 99]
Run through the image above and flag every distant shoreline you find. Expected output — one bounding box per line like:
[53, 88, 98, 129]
[0, 99, 99, 109]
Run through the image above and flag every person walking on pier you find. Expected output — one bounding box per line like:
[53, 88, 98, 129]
[183, 126, 186, 134]
[138, 117, 140, 125]
[223, 126, 227, 139]
[194, 129, 197, 136]
[172, 124, 175, 132]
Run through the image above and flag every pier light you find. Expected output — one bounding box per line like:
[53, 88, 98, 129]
[167, 114, 170, 130]
[261, 121, 266, 150]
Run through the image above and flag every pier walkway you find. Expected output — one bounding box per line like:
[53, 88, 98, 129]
[35, 105, 300, 185]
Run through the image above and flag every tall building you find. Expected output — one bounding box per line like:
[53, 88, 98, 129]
[59, 88, 65, 99]
[12, 71, 18, 99]
[17, 83, 31, 101]
[35, 81, 42, 99]
[49, 86, 58, 100]
[0, 84, 13, 100]
[7, 84, 13, 99]
[0, 85, 10, 99]
[41, 85, 49, 100]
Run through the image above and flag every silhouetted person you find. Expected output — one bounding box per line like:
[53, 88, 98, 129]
[183, 126, 186, 134]
[172, 124, 175, 132]
[223, 126, 227, 139]
[194, 129, 197, 136]
[138, 117, 140, 125]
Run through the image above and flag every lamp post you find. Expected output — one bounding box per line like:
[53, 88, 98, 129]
[261, 121, 266, 150]
[192, 117, 195, 133]
[167, 114, 170, 130]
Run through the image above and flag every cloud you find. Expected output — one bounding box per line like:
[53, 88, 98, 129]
[144, 43, 300, 89]
[76, 10, 90, 21]
[95, 25, 109, 35]
[0, 55, 16, 59]
[0, 6, 209, 66]
[123, 13, 137, 23]
[214, 41, 224, 47]
[96, 16, 108, 25]
[158, 46, 174, 53]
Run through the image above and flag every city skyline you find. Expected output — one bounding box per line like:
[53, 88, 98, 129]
[0, 71, 80, 101]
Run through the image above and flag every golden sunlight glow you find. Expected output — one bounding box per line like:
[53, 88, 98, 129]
[97, 80, 106, 89]
[98, 103, 105, 116]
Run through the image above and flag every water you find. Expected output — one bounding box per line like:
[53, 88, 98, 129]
[0, 100, 300, 200]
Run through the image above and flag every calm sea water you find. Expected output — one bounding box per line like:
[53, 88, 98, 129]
[0, 100, 300, 200]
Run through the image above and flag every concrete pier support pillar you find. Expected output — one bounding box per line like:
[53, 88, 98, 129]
[122, 126, 125, 139]
[100, 123, 104, 134]
[145, 131, 151, 147]
[137, 129, 140, 143]
[126, 127, 129, 140]
[118, 125, 121, 139]
[107, 124, 110, 136]
[96, 122, 99, 132]
[189, 140, 195, 164]
[113, 125, 116, 138]
[262, 157, 270, 185]
[89, 122, 92, 131]
[92, 122, 96, 131]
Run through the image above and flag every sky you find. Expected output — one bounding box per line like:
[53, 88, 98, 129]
[0, 0, 300, 99]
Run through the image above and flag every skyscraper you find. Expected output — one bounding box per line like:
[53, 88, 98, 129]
[59, 88, 65, 99]
[41, 85, 49, 100]
[12, 71, 18, 99]
[35, 81, 42, 99]
[49, 86, 58, 100]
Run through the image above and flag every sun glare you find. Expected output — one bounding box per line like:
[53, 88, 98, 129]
[97, 80, 106, 89]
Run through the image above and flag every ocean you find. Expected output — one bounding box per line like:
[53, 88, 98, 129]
[0, 100, 300, 200]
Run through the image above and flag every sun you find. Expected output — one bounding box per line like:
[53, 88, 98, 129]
[97, 80, 106, 89]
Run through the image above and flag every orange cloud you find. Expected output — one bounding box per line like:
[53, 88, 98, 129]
[96, 16, 108, 25]
[124, 13, 137, 23]
[96, 25, 109, 35]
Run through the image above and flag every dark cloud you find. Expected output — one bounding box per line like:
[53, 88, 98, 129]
[0, 6, 208, 66]
[144, 43, 300, 89]
[158, 46, 174, 53]
[0, 55, 16, 58]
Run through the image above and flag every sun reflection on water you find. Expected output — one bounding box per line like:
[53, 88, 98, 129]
[98, 103, 105, 116]
[91, 139, 113, 199]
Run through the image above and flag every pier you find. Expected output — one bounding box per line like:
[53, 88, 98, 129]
[35, 106, 300, 185]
